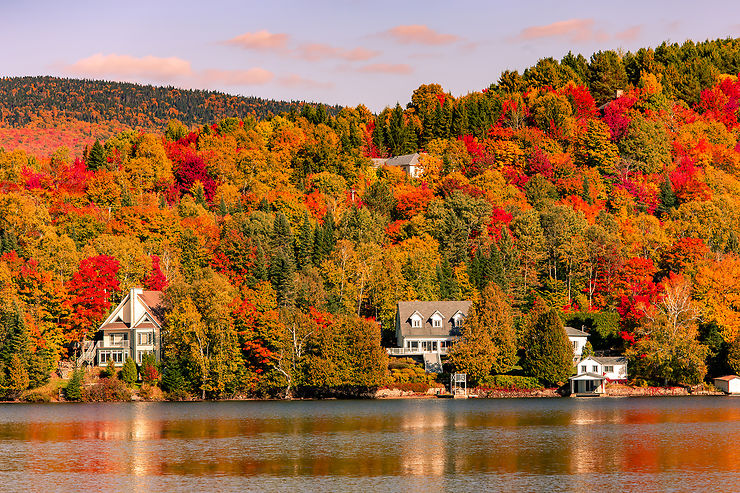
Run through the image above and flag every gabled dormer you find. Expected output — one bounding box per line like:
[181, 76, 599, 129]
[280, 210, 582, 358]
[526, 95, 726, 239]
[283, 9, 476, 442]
[409, 311, 423, 328]
[429, 310, 444, 329]
[451, 310, 465, 328]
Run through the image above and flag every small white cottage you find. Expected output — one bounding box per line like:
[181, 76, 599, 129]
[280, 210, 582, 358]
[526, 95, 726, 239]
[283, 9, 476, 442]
[577, 356, 628, 381]
[714, 375, 740, 394]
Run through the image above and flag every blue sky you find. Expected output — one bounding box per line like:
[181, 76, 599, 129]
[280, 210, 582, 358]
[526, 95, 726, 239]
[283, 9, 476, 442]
[1, 0, 739, 111]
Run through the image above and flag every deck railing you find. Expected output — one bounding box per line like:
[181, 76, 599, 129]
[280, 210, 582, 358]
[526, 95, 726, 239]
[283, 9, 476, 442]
[386, 347, 449, 356]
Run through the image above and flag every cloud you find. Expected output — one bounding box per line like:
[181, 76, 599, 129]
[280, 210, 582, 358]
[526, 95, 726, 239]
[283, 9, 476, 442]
[224, 30, 289, 51]
[295, 43, 379, 62]
[67, 53, 193, 80]
[200, 68, 274, 86]
[615, 25, 642, 42]
[517, 18, 606, 43]
[278, 74, 333, 89]
[359, 63, 413, 75]
[386, 25, 460, 45]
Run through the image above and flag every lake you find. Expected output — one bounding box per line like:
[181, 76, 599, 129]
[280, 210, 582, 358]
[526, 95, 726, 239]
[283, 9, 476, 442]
[1, 397, 739, 492]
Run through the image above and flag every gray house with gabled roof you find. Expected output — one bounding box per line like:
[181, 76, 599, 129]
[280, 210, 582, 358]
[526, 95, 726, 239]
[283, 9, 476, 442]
[391, 300, 471, 355]
[371, 153, 424, 178]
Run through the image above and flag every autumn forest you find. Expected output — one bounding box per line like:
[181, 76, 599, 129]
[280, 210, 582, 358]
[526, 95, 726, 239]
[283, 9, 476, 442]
[2, 38, 740, 399]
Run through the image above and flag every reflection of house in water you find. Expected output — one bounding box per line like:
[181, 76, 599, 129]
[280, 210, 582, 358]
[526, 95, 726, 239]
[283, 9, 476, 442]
[398, 408, 447, 476]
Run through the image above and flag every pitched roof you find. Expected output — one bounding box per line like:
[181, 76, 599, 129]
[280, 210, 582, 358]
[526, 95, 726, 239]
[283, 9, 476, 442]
[565, 326, 589, 337]
[138, 291, 164, 325]
[570, 372, 606, 381]
[714, 375, 740, 382]
[397, 300, 471, 338]
[385, 153, 420, 167]
[593, 356, 627, 366]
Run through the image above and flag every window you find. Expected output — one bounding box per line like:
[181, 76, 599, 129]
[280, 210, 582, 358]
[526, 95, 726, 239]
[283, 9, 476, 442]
[604, 365, 614, 373]
[592, 365, 598, 372]
[411, 317, 421, 328]
[572, 341, 577, 349]
[409, 341, 419, 350]
[99, 349, 127, 364]
[137, 331, 153, 345]
[110, 333, 127, 347]
[581, 365, 586, 373]
[432, 318, 442, 328]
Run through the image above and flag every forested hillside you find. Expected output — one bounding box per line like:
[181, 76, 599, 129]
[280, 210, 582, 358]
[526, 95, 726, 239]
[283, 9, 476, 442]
[0, 76, 340, 157]
[2, 38, 740, 399]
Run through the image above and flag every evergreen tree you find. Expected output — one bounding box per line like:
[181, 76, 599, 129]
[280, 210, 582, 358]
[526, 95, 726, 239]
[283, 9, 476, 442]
[65, 368, 84, 401]
[270, 249, 296, 306]
[87, 140, 106, 171]
[104, 357, 118, 378]
[521, 309, 573, 386]
[120, 356, 138, 384]
[657, 174, 677, 217]
[294, 212, 314, 270]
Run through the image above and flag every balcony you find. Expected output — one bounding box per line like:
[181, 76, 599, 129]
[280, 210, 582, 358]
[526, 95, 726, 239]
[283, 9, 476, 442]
[387, 347, 449, 356]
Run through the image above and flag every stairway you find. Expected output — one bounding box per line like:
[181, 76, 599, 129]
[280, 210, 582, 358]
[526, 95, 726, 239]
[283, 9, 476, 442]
[423, 352, 443, 373]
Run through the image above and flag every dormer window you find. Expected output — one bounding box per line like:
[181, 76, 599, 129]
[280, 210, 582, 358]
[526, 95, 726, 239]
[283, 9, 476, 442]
[430, 311, 444, 329]
[410, 312, 423, 328]
[451, 311, 465, 328]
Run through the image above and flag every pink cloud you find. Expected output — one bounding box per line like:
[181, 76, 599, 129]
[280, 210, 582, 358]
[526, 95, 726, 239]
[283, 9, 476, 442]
[518, 18, 605, 43]
[200, 68, 274, 86]
[615, 25, 642, 42]
[279, 74, 333, 89]
[295, 43, 379, 62]
[225, 30, 289, 51]
[386, 25, 459, 45]
[67, 53, 192, 80]
[359, 63, 413, 75]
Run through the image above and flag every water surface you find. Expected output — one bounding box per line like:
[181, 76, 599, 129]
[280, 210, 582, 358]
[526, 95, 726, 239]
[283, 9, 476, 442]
[1, 397, 739, 492]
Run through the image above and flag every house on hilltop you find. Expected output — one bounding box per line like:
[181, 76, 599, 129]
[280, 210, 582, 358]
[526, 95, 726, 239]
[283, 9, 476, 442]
[371, 153, 424, 178]
[78, 287, 164, 366]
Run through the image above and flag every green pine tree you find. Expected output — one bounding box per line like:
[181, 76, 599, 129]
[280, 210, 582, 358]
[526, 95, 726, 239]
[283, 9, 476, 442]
[87, 140, 106, 171]
[65, 368, 85, 401]
[521, 309, 574, 386]
[120, 356, 138, 384]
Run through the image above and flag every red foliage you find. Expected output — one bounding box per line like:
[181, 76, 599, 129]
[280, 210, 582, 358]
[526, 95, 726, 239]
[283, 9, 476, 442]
[304, 189, 328, 220]
[669, 156, 711, 202]
[437, 175, 485, 199]
[166, 141, 216, 201]
[526, 147, 554, 178]
[614, 257, 661, 334]
[501, 165, 529, 188]
[64, 255, 120, 345]
[559, 84, 598, 121]
[602, 94, 637, 141]
[487, 207, 513, 241]
[143, 255, 168, 291]
[395, 184, 434, 219]
[698, 77, 740, 129]
[660, 238, 709, 274]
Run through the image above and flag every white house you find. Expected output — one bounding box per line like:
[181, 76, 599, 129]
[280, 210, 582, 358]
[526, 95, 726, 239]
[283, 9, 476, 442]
[576, 356, 628, 381]
[391, 300, 471, 356]
[714, 375, 740, 394]
[371, 153, 424, 178]
[78, 288, 164, 366]
[565, 326, 589, 363]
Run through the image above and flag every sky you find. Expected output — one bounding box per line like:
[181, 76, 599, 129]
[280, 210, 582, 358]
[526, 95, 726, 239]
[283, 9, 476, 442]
[1, 0, 739, 112]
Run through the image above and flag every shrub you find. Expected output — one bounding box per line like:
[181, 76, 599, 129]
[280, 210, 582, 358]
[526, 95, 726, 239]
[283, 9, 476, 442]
[83, 377, 132, 402]
[102, 358, 117, 379]
[385, 382, 432, 393]
[22, 391, 51, 403]
[479, 375, 543, 390]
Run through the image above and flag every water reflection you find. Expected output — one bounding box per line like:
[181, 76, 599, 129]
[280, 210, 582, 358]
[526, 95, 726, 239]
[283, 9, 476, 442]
[2, 397, 740, 491]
